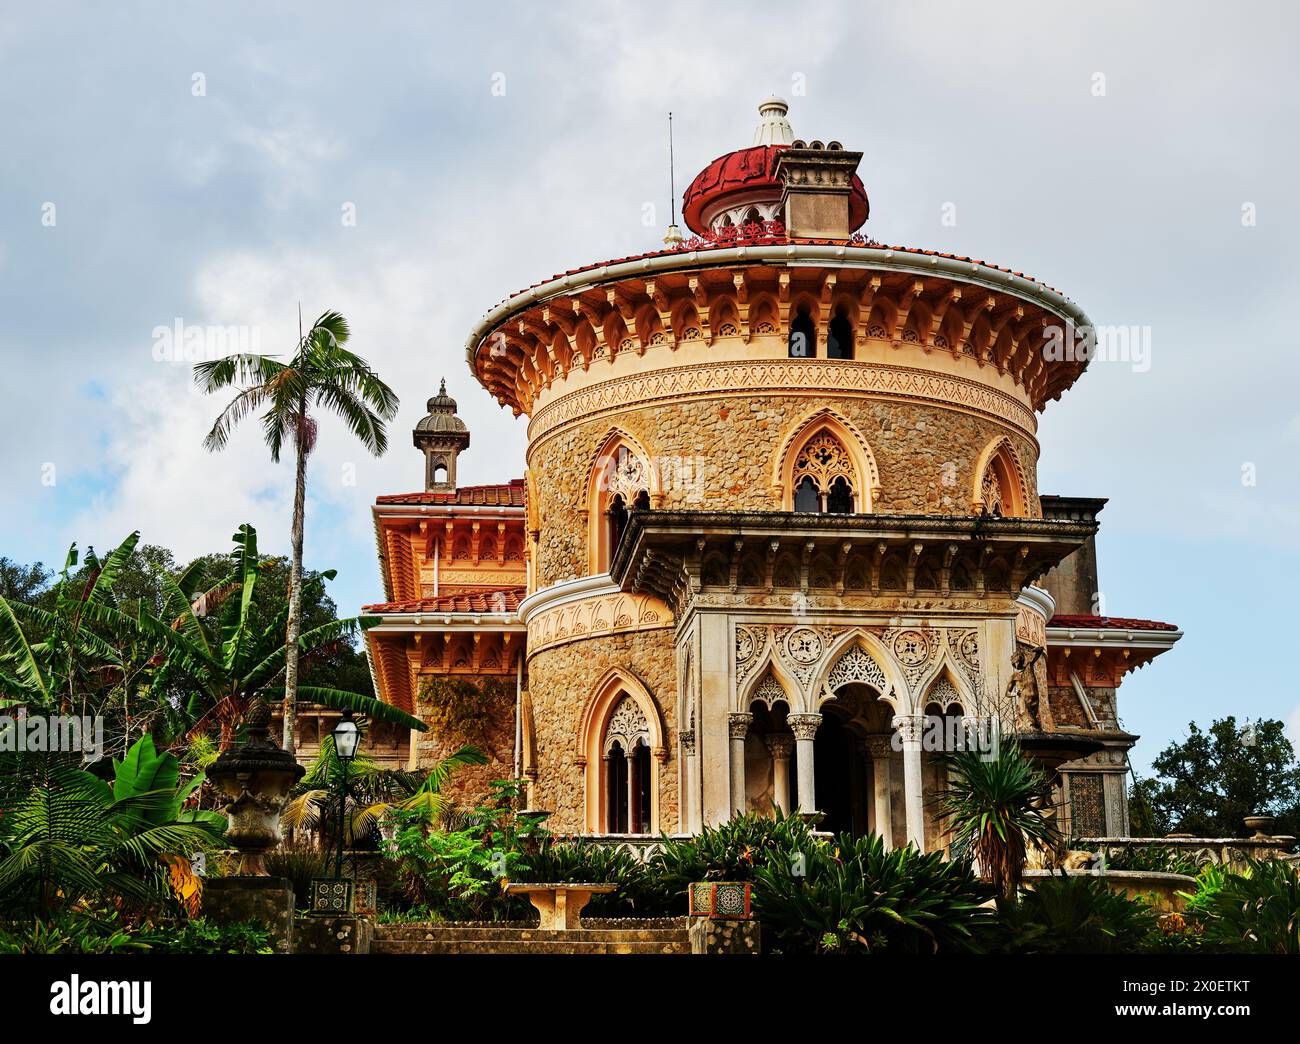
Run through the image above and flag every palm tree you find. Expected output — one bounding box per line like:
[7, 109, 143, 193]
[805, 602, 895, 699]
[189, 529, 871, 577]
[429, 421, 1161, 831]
[195, 310, 398, 752]
[936, 736, 1061, 908]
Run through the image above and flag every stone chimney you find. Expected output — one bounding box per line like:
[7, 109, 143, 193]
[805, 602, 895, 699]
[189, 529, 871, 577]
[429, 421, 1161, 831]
[774, 139, 865, 240]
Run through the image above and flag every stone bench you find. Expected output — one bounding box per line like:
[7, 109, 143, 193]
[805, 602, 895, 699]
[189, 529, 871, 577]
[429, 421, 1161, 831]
[504, 882, 617, 930]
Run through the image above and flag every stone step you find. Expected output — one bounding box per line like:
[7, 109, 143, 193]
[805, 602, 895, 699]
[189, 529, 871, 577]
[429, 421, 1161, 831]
[375, 925, 687, 944]
[371, 937, 691, 955]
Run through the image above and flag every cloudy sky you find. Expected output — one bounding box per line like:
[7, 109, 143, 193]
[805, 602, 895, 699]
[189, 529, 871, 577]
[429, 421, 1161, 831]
[2, 1, 1297, 773]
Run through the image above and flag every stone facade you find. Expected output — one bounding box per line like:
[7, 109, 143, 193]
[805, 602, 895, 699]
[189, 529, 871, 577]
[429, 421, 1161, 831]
[528, 388, 1039, 588]
[525, 628, 677, 833]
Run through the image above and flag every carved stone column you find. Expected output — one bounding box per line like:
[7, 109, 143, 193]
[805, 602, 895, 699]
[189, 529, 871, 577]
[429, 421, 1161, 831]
[680, 729, 697, 833]
[764, 733, 795, 815]
[727, 713, 752, 817]
[602, 752, 615, 832]
[864, 734, 894, 850]
[892, 714, 926, 850]
[626, 745, 640, 834]
[787, 713, 822, 816]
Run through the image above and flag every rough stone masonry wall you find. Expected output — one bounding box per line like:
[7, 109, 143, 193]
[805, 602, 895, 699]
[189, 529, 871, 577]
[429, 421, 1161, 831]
[526, 628, 678, 833]
[528, 393, 1039, 587]
[413, 674, 517, 810]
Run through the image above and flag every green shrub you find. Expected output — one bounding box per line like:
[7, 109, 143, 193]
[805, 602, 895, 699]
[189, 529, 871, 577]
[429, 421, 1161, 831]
[754, 831, 995, 954]
[1197, 859, 1300, 954]
[997, 873, 1158, 954]
[0, 911, 271, 954]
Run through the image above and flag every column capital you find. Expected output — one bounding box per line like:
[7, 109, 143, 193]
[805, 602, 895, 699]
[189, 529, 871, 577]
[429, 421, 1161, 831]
[764, 733, 795, 759]
[727, 712, 753, 739]
[892, 713, 925, 746]
[787, 713, 822, 741]
[863, 733, 894, 760]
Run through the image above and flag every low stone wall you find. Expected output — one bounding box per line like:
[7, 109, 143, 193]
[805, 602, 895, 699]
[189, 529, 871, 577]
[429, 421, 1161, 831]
[1079, 836, 1296, 871]
[1023, 869, 1196, 914]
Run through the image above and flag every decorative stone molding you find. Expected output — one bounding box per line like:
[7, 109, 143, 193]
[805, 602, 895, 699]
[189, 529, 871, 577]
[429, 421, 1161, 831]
[891, 714, 925, 745]
[529, 358, 1038, 449]
[728, 712, 754, 739]
[787, 713, 822, 741]
[526, 587, 670, 655]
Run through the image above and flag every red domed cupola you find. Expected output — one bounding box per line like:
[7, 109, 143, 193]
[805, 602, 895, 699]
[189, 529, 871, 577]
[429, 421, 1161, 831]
[680, 98, 870, 238]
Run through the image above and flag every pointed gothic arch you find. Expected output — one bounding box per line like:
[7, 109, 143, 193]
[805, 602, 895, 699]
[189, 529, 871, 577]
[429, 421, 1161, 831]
[972, 434, 1033, 518]
[811, 630, 907, 713]
[578, 667, 666, 834]
[773, 409, 881, 513]
[586, 429, 657, 574]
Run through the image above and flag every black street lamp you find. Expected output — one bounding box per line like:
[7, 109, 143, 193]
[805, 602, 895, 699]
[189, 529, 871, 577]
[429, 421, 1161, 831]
[331, 710, 361, 879]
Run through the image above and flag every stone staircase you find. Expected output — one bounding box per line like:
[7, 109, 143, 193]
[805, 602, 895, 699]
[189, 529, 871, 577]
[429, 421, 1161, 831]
[372, 918, 691, 955]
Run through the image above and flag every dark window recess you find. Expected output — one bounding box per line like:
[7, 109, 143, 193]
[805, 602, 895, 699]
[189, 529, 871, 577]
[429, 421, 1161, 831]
[827, 476, 854, 513]
[789, 308, 816, 358]
[827, 314, 854, 359]
[794, 475, 821, 512]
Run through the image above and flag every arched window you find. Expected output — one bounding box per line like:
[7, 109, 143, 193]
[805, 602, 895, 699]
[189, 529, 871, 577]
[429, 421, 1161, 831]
[792, 431, 857, 513]
[975, 440, 1026, 518]
[827, 307, 854, 360]
[592, 441, 651, 572]
[602, 695, 652, 834]
[789, 304, 815, 358]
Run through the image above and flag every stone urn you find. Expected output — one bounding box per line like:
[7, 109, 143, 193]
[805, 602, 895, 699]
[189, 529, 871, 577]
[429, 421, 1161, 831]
[206, 698, 306, 875]
[1244, 814, 1277, 839]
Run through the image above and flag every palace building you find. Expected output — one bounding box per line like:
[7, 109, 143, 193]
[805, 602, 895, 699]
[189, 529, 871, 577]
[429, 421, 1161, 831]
[360, 98, 1181, 848]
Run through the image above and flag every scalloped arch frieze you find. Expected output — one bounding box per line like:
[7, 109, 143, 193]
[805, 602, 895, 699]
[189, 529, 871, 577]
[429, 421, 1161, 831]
[528, 590, 672, 655]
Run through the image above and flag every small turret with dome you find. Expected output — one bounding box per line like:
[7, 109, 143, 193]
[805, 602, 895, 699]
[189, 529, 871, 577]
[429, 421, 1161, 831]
[413, 379, 470, 492]
[681, 97, 870, 238]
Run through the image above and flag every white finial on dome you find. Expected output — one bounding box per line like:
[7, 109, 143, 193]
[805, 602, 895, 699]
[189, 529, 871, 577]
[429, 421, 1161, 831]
[753, 96, 793, 146]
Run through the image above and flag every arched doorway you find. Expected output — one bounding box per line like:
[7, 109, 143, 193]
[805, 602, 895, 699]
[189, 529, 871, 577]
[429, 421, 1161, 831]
[814, 682, 892, 837]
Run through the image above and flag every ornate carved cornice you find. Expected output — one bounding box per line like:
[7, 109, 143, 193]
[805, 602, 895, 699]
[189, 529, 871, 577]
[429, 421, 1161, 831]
[609, 509, 1096, 619]
[468, 250, 1090, 421]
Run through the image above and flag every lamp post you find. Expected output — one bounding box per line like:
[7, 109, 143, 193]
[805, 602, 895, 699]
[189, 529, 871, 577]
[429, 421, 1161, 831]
[331, 711, 361, 879]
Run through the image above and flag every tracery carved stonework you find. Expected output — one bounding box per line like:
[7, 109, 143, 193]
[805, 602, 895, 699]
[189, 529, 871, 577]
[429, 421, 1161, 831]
[603, 695, 649, 754]
[824, 644, 888, 695]
[925, 676, 963, 712]
[603, 446, 650, 505]
[792, 433, 855, 496]
[980, 465, 1003, 514]
[752, 671, 788, 706]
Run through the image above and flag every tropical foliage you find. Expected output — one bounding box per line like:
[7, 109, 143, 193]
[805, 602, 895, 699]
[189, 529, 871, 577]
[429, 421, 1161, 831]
[936, 737, 1061, 905]
[995, 872, 1157, 954]
[196, 309, 398, 752]
[0, 735, 225, 917]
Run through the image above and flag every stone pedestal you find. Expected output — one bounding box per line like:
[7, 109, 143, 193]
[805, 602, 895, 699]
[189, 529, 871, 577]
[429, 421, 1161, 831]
[204, 877, 295, 953]
[688, 916, 762, 955]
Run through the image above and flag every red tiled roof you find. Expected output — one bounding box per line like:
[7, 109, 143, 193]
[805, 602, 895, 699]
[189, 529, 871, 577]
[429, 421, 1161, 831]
[493, 238, 1062, 309]
[680, 144, 869, 235]
[376, 479, 525, 507]
[1048, 615, 1179, 632]
[363, 587, 525, 614]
